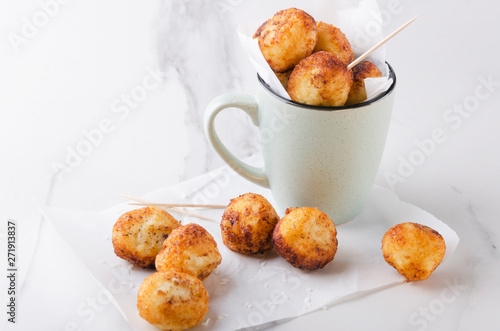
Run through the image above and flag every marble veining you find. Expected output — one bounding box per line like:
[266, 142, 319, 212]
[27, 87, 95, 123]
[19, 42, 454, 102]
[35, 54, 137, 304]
[155, 0, 255, 179]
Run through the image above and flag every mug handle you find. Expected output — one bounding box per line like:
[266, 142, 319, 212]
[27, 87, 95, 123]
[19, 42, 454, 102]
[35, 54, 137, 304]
[204, 94, 270, 188]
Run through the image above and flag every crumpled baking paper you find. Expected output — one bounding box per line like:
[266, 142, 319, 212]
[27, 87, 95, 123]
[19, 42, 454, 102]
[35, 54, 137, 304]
[237, 0, 393, 102]
[41, 163, 459, 331]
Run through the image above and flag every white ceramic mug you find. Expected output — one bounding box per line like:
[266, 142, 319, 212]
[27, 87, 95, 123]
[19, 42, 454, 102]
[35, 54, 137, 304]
[204, 64, 396, 224]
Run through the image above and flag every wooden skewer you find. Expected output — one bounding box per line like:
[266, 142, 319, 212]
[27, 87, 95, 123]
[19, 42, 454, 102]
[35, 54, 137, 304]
[162, 206, 220, 223]
[118, 194, 220, 223]
[348, 15, 420, 70]
[128, 202, 227, 209]
[118, 194, 226, 209]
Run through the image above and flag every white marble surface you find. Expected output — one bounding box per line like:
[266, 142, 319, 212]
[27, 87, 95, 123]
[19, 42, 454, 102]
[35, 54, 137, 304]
[1, 0, 499, 330]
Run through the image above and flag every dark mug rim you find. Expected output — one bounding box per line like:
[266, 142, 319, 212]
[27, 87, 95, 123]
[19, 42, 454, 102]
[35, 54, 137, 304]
[257, 62, 396, 111]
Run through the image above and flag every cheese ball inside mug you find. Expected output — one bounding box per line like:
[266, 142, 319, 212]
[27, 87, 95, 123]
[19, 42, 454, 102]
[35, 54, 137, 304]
[345, 61, 382, 105]
[220, 193, 280, 254]
[155, 223, 222, 281]
[382, 222, 446, 281]
[273, 207, 338, 270]
[275, 69, 293, 91]
[287, 51, 353, 106]
[112, 207, 181, 268]
[253, 8, 318, 73]
[137, 271, 209, 331]
[313, 21, 354, 66]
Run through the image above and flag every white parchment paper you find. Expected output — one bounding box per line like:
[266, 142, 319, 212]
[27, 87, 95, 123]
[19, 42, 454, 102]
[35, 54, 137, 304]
[238, 0, 393, 102]
[41, 164, 459, 331]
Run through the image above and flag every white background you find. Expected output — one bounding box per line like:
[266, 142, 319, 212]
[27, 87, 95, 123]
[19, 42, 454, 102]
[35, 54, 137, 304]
[1, 0, 499, 330]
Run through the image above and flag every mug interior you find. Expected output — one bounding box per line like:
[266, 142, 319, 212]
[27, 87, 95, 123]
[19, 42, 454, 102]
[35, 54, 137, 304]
[258, 62, 396, 111]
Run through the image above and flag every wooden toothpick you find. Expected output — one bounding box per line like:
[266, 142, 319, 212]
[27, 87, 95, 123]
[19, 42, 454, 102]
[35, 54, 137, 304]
[128, 202, 227, 209]
[348, 15, 420, 70]
[118, 194, 221, 223]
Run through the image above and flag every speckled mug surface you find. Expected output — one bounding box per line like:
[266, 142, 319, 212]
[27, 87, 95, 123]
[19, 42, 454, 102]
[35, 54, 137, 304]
[205, 64, 396, 224]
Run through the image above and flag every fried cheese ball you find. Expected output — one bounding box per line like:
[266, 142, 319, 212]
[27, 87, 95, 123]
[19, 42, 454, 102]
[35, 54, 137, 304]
[382, 222, 446, 282]
[273, 207, 338, 270]
[155, 223, 222, 281]
[287, 51, 353, 106]
[345, 61, 383, 105]
[112, 207, 181, 268]
[253, 8, 318, 73]
[275, 70, 292, 91]
[137, 271, 209, 331]
[313, 21, 354, 66]
[220, 193, 280, 254]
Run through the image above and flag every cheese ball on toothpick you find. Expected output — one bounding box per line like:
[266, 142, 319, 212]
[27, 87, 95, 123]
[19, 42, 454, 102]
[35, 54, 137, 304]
[345, 61, 382, 105]
[314, 21, 354, 66]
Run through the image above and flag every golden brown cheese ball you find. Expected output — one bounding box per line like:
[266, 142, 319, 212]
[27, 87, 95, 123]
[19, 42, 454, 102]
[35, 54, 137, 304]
[273, 207, 338, 270]
[345, 61, 382, 105]
[155, 223, 222, 281]
[382, 222, 446, 282]
[220, 193, 280, 254]
[275, 70, 292, 91]
[313, 21, 354, 66]
[112, 207, 181, 268]
[287, 51, 353, 106]
[253, 8, 317, 73]
[137, 271, 209, 331]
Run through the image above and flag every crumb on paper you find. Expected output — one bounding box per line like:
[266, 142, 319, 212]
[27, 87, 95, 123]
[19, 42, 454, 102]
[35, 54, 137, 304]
[202, 318, 210, 327]
[121, 280, 133, 289]
[244, 301, 253, 309]
[218, 278, 229, 285]
[217, 314, 228, 320]
[261, 261, 267, 267]
[303, 288, 314, 310]
[279, 273, 287, 283]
